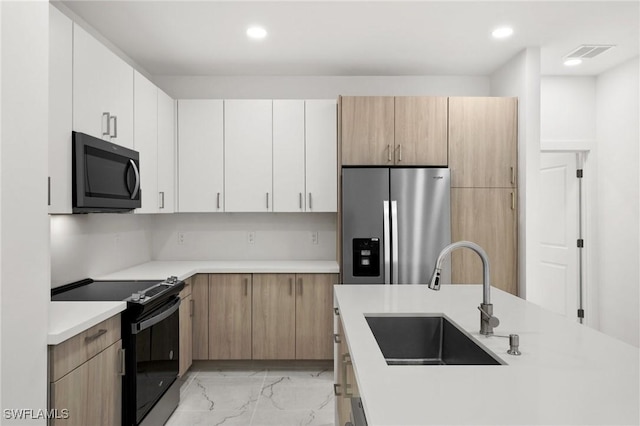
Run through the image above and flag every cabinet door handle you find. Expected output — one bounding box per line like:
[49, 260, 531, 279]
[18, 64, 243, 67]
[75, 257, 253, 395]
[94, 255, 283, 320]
[190, 299, 194, 317]
[244, 278, 249, 296]
[511, 192, 516, 210]
[342, 353, 353, 397]
[159, 191, 165, 209]
[298, 278, 303, 296]
[102, 112, 111, 137]
[308, 193, 313, 210]
[334, 307, 340, 316]
[299, 192, 303, 210]
[510, 167, 515, 185]
[110, 115, 118, 138]
[118, 348, 126, 376]
[217, 192, 221, 210]
[387, 144, 392, 162]
[333, 383, 342, 396]
[289, 278, 293, 295]
[85, 329, 107, 343]
[266, 192, 270, 210]
[333, 333, 342, 344]
[47, 177, 51, 206]
[397, 144, 402, 162]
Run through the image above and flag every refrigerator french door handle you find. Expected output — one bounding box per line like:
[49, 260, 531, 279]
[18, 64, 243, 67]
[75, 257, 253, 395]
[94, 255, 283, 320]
[391, 200, 399, 284]
[383, 200, 391, 285]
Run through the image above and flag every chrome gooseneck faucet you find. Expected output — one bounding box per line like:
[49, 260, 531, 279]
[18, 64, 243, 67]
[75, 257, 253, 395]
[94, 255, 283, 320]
[428, 241, 500, 335]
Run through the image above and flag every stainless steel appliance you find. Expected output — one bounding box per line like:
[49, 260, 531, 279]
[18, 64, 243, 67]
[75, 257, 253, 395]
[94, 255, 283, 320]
[341, 167, 451, 284]
[72, 131, 141, 213]
[51, 276, 184, 426]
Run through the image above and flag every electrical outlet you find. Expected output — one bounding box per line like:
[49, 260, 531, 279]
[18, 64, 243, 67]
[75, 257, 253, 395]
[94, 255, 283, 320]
[311, 231, 318, 245]
[178, 232, 185, 245]
[248, 231, 256, 244]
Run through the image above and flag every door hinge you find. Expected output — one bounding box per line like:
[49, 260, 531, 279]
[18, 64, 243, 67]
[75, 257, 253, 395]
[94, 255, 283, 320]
[577, 309, 585, 319]
[576, 169, 584, 178]
[577, 239, 584, 248]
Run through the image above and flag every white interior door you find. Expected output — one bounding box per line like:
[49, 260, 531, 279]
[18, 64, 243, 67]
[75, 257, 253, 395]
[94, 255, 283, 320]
[531, 152, 579, 319]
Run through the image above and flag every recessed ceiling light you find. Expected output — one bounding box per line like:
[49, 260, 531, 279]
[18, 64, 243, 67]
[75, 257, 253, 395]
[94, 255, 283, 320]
[247, 26, 267, 40]
[492, 27, 514, 39]
[563, 58, 583, 67]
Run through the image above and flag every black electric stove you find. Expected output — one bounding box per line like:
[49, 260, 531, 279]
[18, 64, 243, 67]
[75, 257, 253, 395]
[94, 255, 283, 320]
[52, 276, 185, 426]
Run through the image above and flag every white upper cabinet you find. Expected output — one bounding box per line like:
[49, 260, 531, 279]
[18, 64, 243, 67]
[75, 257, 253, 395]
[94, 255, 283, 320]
[305, 100, 337, 212]
[73, 24, 134, 148]
[48, 5, 73, 214]
[157, 90, 176, 213]
[133, 71, 158, 214]
[224, 100, 273, 212]
[178, 100, 224, 212]
[273, 100, 306, 212]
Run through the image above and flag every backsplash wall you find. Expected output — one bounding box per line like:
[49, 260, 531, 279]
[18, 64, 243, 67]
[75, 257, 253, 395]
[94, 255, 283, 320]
[151, 213, 337, 261]
[50, 214, 154, 287]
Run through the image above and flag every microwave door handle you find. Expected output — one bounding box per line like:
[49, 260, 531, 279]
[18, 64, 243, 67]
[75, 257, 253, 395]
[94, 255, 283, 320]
[129, 159, 140, 199]
[131, 297, 181, 334]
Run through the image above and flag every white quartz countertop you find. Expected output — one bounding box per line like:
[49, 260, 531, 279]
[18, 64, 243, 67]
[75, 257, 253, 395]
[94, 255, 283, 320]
[96, 260, 339, 281]
[335, 285, 639, 426]
[48, 301, 126, 345]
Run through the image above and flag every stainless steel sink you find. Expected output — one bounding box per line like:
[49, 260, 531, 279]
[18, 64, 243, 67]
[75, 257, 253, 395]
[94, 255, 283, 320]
[365, 315, 505, 366]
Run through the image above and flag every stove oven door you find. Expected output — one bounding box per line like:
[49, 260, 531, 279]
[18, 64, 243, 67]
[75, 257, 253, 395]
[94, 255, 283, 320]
[131, 296, 180, 424]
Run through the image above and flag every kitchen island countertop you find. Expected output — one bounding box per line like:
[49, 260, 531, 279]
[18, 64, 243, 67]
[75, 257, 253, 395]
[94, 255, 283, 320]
[335, 284, 639, 426]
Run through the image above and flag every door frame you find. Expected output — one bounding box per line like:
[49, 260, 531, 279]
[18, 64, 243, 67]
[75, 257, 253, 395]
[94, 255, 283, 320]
[540, 141, 596, 328]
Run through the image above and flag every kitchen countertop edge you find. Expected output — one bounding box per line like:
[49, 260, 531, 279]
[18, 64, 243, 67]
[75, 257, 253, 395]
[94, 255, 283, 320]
[48, 301, 127, 345]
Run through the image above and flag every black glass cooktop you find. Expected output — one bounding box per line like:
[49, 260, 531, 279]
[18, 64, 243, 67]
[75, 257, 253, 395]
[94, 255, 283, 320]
[51, 280, 160, 302]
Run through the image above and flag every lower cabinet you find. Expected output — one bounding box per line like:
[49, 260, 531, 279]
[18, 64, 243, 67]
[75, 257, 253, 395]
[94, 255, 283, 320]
[209, 274, 253, 359]
[334, 310, 358, 426]
[451, 188, 518, 295]
[189, 273, 336, 362]
[178, 277, 193, 376]
[49, 315, 123, 426]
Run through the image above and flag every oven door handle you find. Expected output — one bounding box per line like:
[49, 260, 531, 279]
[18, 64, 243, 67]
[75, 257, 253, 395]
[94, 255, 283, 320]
[131, 297, 181, 335]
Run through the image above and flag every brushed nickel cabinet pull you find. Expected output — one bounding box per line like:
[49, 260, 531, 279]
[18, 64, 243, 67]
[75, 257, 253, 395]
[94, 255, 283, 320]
[85, 329, 107, 343]
[342, 353, 353, 397]
[511, 192, 515, 210]
[111, 115, 118, 138]
[308, 193, 313, 210]
[397, 144, 402, 162]
[299, 192, 303, 210]
[266, 192, 270, 210]
[387, 144, 392, 162]
[217, 192, 221, 209]
[333, 383, 342, 396]
[119, 348, 126, 376]
[244, 278, 249, 296]
[333, 333, 341, 344]
[334, 307, 340, 316]
[102, 112, 111, 137]
[159, 191, 165, 209]
[510, 167, 515, 185]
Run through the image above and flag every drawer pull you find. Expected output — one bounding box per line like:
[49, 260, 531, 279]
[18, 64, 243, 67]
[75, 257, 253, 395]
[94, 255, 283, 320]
[334, 333, 341, 344]
[333, 383, 342, 396]
[119, 348, 126, 376]
[84, 329, 107, 343]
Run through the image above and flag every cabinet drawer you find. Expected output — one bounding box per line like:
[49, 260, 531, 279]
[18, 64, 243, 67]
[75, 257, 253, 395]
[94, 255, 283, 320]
[50, 315, 121, 381]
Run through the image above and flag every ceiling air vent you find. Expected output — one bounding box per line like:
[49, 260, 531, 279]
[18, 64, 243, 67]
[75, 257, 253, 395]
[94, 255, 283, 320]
[564, 45, 615, 60]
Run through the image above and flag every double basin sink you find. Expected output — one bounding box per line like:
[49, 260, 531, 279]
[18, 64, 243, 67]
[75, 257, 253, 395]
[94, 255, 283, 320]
[365, 314, 504, 366]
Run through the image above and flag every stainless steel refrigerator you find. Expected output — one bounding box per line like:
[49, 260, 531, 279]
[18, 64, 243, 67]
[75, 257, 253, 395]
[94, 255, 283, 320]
[342, 167, 451, 284]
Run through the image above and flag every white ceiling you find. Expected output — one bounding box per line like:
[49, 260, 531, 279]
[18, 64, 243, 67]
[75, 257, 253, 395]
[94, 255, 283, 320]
[61, 1, 639, 77]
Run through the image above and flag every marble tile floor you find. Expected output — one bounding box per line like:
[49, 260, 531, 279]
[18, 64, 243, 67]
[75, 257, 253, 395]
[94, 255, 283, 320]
[166, 367, 335, 426]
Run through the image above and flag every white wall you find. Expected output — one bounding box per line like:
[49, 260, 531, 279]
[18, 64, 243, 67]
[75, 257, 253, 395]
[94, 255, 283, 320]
[541, 77, 596, 143]
[153, 75, 491, 99]
[152, 213, 336, 261]
[490, 48, 542, 299]
[1, 1, 49, 422]
[50, 215, 154, 287]
[595, 57, 639, 347]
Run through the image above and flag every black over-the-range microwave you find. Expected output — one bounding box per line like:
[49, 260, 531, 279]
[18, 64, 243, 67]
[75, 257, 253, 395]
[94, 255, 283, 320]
[72, 131, 141, 213]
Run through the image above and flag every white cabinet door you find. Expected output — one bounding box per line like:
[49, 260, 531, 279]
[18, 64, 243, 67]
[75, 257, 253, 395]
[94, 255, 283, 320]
[133, 71, 158, 214]
[178, 100, 224, 212]
[273, 100, 305, 212]
[157, 89, 176, 213]
[305, 100, 337, 212]
[49, 5, 73, 214]
[73, 24, 133, 148]
[224, 100, 273, 212]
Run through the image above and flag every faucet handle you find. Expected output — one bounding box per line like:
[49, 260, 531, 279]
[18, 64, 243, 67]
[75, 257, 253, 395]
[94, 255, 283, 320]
[478, 304, 500, 328]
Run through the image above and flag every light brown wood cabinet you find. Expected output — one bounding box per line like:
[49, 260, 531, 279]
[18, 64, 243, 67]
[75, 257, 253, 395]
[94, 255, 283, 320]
[49, 315, 123, 426]
[334, 310, 359, 426]
[341, 96, 448, 166]
[448, 97, 517, 188]
[451, 188, 518, 295]
[209, 274, 252, 359]
[252, 274, 297, 359]
[191, 274, 210, 360]
[295, 273, 335, 360]
[178, 277, 193, 376]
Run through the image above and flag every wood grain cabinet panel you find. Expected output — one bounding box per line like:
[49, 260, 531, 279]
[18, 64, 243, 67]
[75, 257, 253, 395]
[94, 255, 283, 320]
[252, 274, 296, 360]
[341, 96, 395, 165]
[448, 97, 518, 188]
[209, 274, 253, 360]
[394, 97, 448, 166]
[295, 274, 337, 360]
[179, 277, 193, 376]
[50, 340, 122, 426]
[191, 274, 210, 360]
[451, 188, 518, 295]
